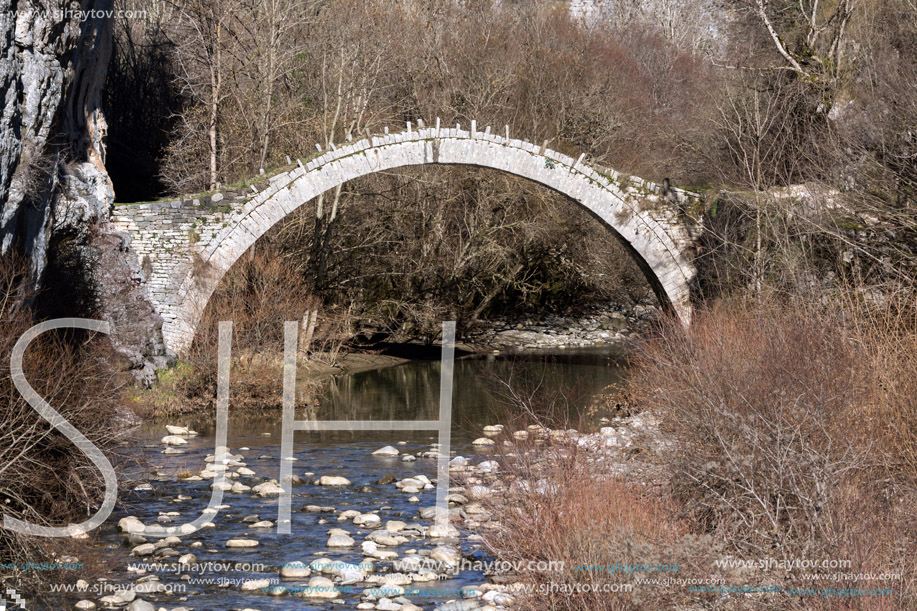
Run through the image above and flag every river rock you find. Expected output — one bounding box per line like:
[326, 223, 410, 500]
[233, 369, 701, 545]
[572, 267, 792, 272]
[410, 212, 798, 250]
[301, 576, 339, 599]
[471, 438, 495, 446]
[315, 475, 351, 486]
[126, 600, 155, 611]
[428, 523, 460, 538]
[280, 561, 311, 578]
[327, 533, 355, 547]
[310, 557, 334, 573]
[99, 589, 135, 605]
[165, 425, 197, 436]
[435, 600, 481, 611]
[336, 563, 366, 584]
[74, 600, 96, 609]
[130, 543, 155, 556]
[253, 481, 284, 496]
[430, 545, 461, 567]
[240, 579, 271, 591]
[117, 516, 145, 533]
[372, 446, 400, 456]
[353, 513, 381, 528]
[226, 538, 259, 548]
[366, 531, 401, 546]
[161, 435, 188, 446]
[231, 481, 251, 493]
[372, 583, 405, 597]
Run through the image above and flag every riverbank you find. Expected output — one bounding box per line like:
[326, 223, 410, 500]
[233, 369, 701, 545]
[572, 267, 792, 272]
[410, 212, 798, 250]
[129, 305, 645, 420]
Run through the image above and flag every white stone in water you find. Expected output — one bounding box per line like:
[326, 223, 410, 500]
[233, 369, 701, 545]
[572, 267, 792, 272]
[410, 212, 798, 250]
[449, 456, 467, 467]
[161, 435, 187, 446]
[280, 561, 311, 578]
[211, 481, 232, 491]
[513, 430, 529, 440]
[477, 460, 499, 473]
[375, 598, 402, 610]
[338, 510, 360, 521]
[165, 425, 197, 436]
[402, 486, 420, 494]
[236, 467, 256, 476]
[372, 445, 399, 456]
[471, 437, 495, 446]
[230, 482, 251, 493]
[300, 575, 339, 599]
[408, 496, 420, 503]
[600, 426, 616, 436]
[226, 538, 259, 548]
[315, 475, 351, 486]
[250, 520, 274, 528]
[253, 481, 284, 496]
[178, 553, 196, 564]
[118, 517, 145, 534]
[353, 513, 381, 528]
[367, 530, 402, 546]
[427, 524, 460, 539]
[310, 557, 334, 573]
[483, 424, 504, 433]
[131, 543, 155, 556]
[374, 583, 405, 597]
[336, 563, 366, 584]
[75, 600, 96, 609]
[240, 579, 271, 591]
[430, 545, 461, 566]
[401, 455, 417, 462]
[327, 533, 355, 547]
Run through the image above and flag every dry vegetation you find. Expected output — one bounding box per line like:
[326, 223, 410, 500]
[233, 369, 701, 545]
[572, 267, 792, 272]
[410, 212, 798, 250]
[623, 295, 917, 609]
[0, 257, 125, 597]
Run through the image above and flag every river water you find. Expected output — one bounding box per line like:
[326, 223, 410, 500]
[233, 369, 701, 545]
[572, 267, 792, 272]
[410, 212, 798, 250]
[101, 349, 628, 610]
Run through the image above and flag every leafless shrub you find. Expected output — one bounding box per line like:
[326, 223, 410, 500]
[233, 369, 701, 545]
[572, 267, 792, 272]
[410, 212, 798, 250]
[0, 255, 124, 598]
[629, 296, 917, 608]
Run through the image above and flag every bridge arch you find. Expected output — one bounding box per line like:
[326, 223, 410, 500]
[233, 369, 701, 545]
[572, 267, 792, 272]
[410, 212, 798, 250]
[112, 124, 701, 354]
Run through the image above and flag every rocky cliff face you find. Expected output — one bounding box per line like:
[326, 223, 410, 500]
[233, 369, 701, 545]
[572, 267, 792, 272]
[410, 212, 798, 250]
[1, 0, 170, 384]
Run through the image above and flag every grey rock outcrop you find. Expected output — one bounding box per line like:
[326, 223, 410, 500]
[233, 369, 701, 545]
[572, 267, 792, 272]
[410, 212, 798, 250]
[1, 0, 171, 384]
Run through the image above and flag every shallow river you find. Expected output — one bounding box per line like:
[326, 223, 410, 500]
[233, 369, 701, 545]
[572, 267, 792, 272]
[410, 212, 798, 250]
[102, 349, 628, 610]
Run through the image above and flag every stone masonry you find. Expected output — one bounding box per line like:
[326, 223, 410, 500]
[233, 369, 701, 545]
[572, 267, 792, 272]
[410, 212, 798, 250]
[111, 121, 703, 354]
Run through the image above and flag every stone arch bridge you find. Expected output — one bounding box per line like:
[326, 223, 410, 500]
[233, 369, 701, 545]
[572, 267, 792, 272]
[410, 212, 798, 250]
[112, 122, 703, 354]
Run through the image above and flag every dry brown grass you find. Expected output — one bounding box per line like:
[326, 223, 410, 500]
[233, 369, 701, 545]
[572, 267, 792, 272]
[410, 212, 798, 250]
[629, 294, 917, 609]
[474, 438, 727, 611]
